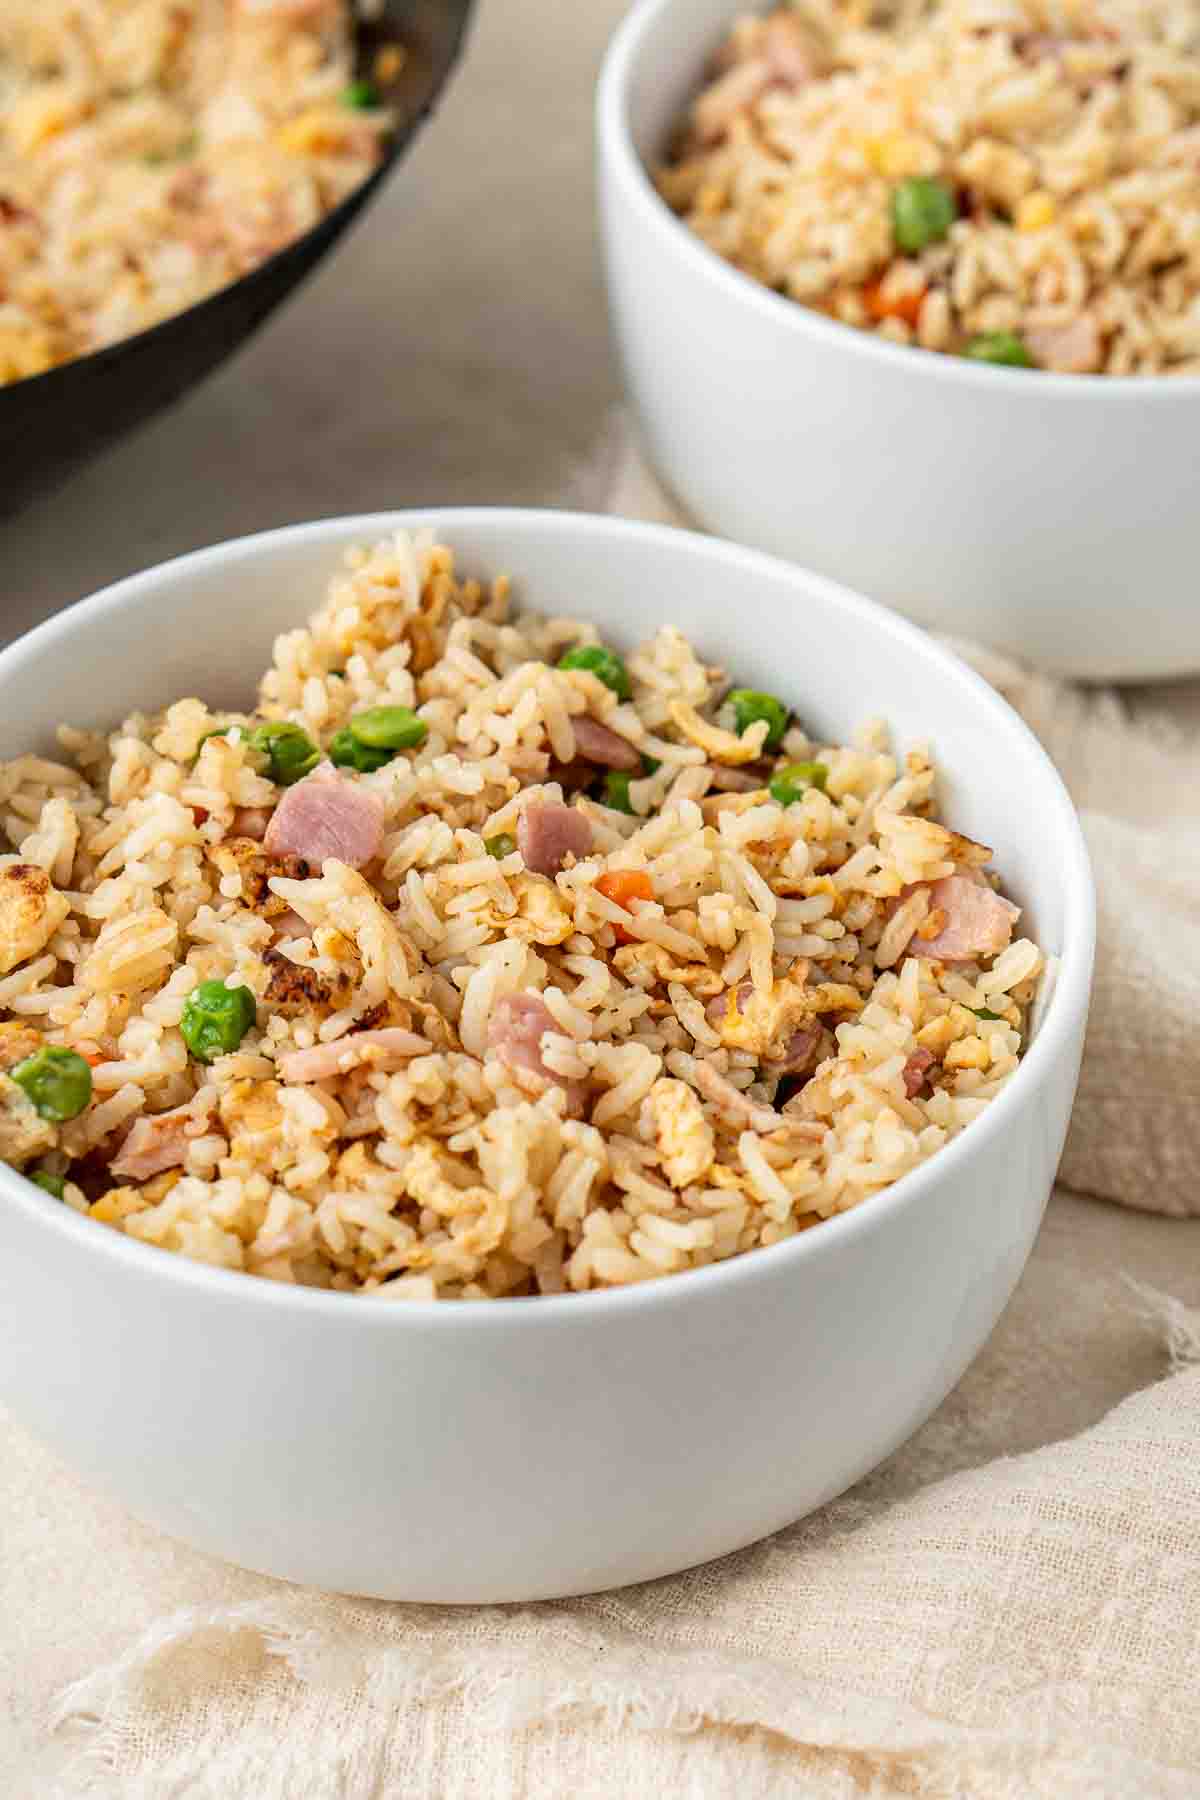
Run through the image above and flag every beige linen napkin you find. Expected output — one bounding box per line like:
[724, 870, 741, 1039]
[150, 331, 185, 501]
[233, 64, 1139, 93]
[11, 1233, 1200, 1800]
[6, 425, 1200, 1799]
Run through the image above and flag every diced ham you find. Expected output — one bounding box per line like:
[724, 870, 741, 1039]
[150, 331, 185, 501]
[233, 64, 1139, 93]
[706, 982, 749, 1028]
[1016, 32, 1069, 67]
[168, 165, 208, 210]
[270, 908, 310, 944]
[692, 14, 820, 145]
[708, 762, 771, 793]
[571, 716, 641, 771]
[902, 1047, 936, 1098]
[486, 994, 558, 1082]
[912, 875, 1020, 963]
[763, 11, 822, 87]
[232, 805, 273, 841]
[263, 765, 384, 870]
[516, 801, 593, 877]
[277, 1027, 429, 1084]
[110, 1098, 214, 1181]
[1025, 315, 1103, 373]
[692, 57, 771, 144]
[775, 1024, 822, 1076]
[486, 994, 587, 1111]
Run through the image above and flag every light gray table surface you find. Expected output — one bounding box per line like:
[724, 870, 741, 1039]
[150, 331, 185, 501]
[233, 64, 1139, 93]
[3, 4, 1200, 1789]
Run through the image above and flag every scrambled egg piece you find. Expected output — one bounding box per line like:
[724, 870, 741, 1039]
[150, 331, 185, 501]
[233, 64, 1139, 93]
[668, 699, 765, 765]
[717, 963, 862, 1059]
[915, 1013, 959, 1055]
[335, 1141, 385, 1185]
[0, 1021, 42, 1071]
[401, 1139, 505, 1260]
[90, 1187, 153, 1225]
[218, 1079, 284, 1163]
[92, 1171, 181, 1221]
[481, 874, 574, 947]
[0, 863, 70, 976]
[613, 941, 723, 995]
[649, 1077, 715, 1189]
[945, 1035, 990, 1072]
[0, 1073, 54, 1166]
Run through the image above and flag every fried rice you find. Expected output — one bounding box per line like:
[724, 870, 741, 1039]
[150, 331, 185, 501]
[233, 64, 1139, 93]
[658, 0, 1200, 375]
[0, 529, 1043, 1298]
[0, 0, 388, 386]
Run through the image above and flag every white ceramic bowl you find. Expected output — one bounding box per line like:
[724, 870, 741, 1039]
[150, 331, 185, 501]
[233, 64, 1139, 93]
[598, 0, 1200, 683]
[0, 511, 1093, 1602]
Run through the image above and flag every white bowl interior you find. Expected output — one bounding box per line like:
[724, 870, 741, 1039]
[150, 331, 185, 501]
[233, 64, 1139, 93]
[621, 0, 737, 163]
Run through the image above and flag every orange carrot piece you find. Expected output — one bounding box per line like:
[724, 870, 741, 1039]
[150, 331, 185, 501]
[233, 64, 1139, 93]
[862, 275, 925, 328]
[595, 869, 654, 944]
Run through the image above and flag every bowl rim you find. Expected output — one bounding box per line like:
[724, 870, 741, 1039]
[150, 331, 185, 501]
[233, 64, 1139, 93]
[0, 0, 475, 404]
[597, 0, 1200, 401]
[0, 507, 1096, 1330]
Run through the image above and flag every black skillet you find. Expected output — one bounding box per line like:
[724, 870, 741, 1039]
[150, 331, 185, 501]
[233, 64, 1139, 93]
[0, 0, 475, 514]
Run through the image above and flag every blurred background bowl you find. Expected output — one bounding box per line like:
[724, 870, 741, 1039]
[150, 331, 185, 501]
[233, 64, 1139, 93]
[0, 0, 474, 518]
[598, 0, 1200, 683]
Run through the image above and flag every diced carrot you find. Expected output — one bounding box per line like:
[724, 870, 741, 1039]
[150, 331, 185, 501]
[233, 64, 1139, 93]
[862, 275, 925, 328]
[595, 869, 653, 944]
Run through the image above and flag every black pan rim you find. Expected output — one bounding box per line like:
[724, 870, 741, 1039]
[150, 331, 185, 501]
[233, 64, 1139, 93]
[0, 0, 475, 404]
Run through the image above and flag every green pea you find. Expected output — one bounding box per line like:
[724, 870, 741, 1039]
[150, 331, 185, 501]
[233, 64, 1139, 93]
[603, 771, 635, 814]
[180, 980, 257, 1064]
[347, 706, 428, 751]
[964, 331, 1033, 368]
[29, 1170, 66, 1199]
[10, 1046, 93, 1122]
[247, 721, 320, 787]
[769, 761, 829, 806]
[557, 644, 632, 702]
[726, 688, 789, 750]
[891, 177, 958, 253]
[341, 80, 379, 109]
[485, 832, 517, 858]
[328, 728, 392, 774]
